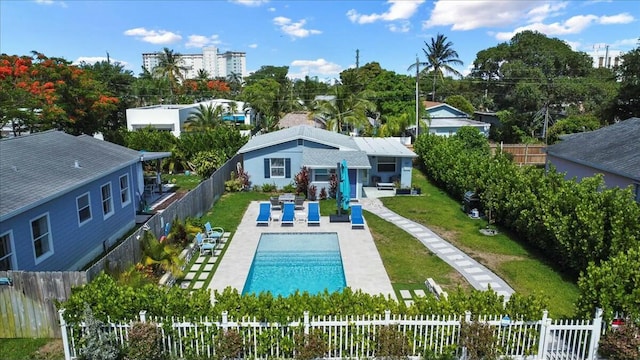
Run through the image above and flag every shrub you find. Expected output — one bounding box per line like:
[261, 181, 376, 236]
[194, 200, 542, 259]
[328, 173, 337, 198]
[282, 183, 296, 193]
[319, 187, 327, 200]
[32, 340, 64, 360]
[78, 305, 121, 360]
[294, 330, 328, 360]
[598, 322, 640, 360]
[376, 326, 409, 360]
[215, 329, 243, 360]
[294, 167, 310, 195]
[459, 320, 499, 360]
[261, 183, 277, 193]
[308, 185, 317, 201]
[125, 322, 165, 360]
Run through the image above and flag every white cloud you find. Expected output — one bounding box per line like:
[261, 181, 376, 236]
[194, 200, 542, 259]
[347, 0, 424, 24]
[248, 43, 258, 48]
[527, 2, 568, 23]
[494, 13, 632, 41]
[273, 17, 321, 38]
[289, 58, 342, 79]
[599, 13, 634, 24]
[388, 21, 411, 33]
[185, 34, 221, 48]
[229, 0, 268, 6]
[35, 0, 67, 7]
[423, 0, 541, 30]
[268, 7, 275, 12]
[73, 56, 129, 67]
[124, 27, 182, 45]
[565, 41, 581, 51]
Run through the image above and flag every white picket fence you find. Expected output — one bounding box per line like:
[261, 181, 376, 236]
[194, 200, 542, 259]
[59, 309, 604, 360]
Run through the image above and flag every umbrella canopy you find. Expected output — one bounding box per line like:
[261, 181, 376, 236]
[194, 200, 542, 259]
[340, 159, 350, 211]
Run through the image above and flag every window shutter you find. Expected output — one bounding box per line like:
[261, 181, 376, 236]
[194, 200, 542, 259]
[285, 158, 291, 178]
[264, 158, 270, 178]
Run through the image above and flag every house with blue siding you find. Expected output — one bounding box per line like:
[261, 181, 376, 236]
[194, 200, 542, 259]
[0, 131, 168, 271]
[238, 125, 417, 198]
[423, 101, 491, 137]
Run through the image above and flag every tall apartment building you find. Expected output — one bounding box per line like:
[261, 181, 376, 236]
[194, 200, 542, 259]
[589, 45, 623, 69]
[142, 46, 247, 79]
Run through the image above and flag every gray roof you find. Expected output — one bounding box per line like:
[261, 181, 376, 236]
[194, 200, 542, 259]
[546, 118, 640, 181]
[238, 125, 359, 153]
[302, 149, 371, 169]
[353, 137, 417, 158]
[0, 131, 147, 220]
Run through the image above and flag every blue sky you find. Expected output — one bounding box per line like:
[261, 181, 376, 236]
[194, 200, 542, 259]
[1, 0, 638, 80]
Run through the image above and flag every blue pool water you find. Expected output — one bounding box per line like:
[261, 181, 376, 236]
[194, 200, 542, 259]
[242, 232, 346, 296]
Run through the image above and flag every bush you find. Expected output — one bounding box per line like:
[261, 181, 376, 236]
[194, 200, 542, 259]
[294, 167, 310, 195]
[376, 326, 409, 360]
[282, 183, 296, 193]
[308, 185, 317, 201]
[261, 183, 277, 192]
[598, 322, 640, 360]
[294, 330, 328, 360]
[214, 329, 243, 360]
[125, 322, 166, 360]
[319, 187, 327, 200]
[459, 321, 499, 360]
[78, 305, 121, 360]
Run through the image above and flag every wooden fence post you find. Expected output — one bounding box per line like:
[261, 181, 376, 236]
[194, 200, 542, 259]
[59, 309, 72, 360]
[587, 308, 603, 360]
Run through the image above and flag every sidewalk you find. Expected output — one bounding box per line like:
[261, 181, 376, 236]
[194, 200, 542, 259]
[359, 197, 514, 300]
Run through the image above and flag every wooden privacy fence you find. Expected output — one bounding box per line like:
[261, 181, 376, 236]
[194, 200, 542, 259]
[60, 309, 604, 360]
[1, 154, 242, 338]
[490, 143, 546, 165]
[0, 271, 87, 338]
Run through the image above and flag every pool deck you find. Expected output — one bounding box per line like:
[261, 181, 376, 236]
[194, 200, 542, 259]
[208, 201, 396, 301]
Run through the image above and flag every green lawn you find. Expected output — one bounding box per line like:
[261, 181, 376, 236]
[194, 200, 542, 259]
[381, 169, 579, 317]
[0, 338, 63, 360]
[162, 173, 202, 191]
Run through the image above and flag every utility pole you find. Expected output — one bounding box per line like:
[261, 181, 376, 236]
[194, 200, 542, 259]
[355, 49, 360, 69]
[415, 56, 420, 138]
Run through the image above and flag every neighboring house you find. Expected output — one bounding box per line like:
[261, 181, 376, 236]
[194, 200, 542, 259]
[0, 130, 169, 271]
[278, 112, 325, 129]
[238, 125, 417, 198]
[546, 118, 640, 202]
[473, 111, 500, 127]
[422, 101, 491, 137]
[126, 99, 252, 137]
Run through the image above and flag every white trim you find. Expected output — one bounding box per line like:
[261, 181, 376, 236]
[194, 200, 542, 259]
[119, 173, 131, 208]
[76, 192, 92, 227]
[270, 158, 285, 178]
[100, 182, 114, 220]
[0, 230, 17, 270]
[30, 212, 54, 265]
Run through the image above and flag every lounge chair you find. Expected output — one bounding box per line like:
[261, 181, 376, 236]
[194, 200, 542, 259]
[351, 204, 365, 229]
[204, 222, 224, 240]
[294, 196, 305, 210]
[269, 196, 282, 211]
[195, 233, 216, 256]
[256, 202, 271, 226]
[307, 202, 320, 226]
[281, 202, 295, 226]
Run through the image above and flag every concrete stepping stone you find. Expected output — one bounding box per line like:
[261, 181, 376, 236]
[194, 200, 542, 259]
[399, 289, 412, 299]
[473, 274, 492, 281]
[431, 243, 448, 249]
[190, 264, 201, 271]
[209, 256, 218, 263]
[203, 264, 214, 271]
[447, 254, 464, 261]
[438, 248, 455, 254]
[479, 282, 502, 289]
[195, 257, 206, 264]
[214, 250, 222, 256]
[193, 281, 205, 289]
[184, 272, 197, 280]
[414, 289, 426, 297]
[404, 300, 414, 307]
[464, 267, 483, 274]
[405, 226, 421, 232]
[198, 272, 209, 280]
[395, 220, 409, 225]
[456, 260, 473, 267]
[179, 281, 190, 289]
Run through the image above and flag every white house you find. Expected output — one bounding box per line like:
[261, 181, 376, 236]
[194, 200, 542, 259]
[423, 101, 491, 137]
[126, 99, 252, 137]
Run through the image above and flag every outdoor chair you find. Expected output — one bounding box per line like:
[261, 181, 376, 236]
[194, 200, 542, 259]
[281, 202, 295, 226]
[269, 196, 282, 211]
[294, 196, 305, 210]
[195, 233, 216, 256]
[350, 204, 365, 229]
[307, 202, 320, 226]
[256, 202, 271, 226]
[204, 222, 224, 240]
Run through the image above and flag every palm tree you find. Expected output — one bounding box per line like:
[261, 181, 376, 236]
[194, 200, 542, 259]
[153, 48, 187, 100]
[226, 71, 244, 96]
[412, 33, 463, 101]
[184, 103, 222, 132]
[312, 84, 376, 134]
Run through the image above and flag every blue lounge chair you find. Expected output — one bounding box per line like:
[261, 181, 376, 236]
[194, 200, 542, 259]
[256, 202, 271, 226]
[351, 204, 365, 229]
[281, 202, 295, 226]
[195, 233, 216, 256]
[307, 202, 320, 226]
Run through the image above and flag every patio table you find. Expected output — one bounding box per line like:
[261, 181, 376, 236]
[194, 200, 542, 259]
[278, 193, 295, 203]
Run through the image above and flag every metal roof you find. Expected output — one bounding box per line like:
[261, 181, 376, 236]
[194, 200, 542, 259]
[302, 149, 371, 169]
[546, 118, 640, 181]
[0, 131, 147, 220]
[238, 125, 359, 153]
[352, 137, 417, 158]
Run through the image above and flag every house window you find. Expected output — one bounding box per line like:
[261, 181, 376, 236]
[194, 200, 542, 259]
[314, 168, 335, 182]
[101, 183, 114, 218]
[377, 157, 396, 173]
[31, 214, 53, 262]
[119, 174, 130, 206]
[270, 158, 285, 178]
[76, 193, 92, 226]
[0, 232, 15, 271]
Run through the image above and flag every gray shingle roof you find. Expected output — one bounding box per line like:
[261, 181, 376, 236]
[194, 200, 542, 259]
[238, 125, 359, 153]
[0, 131, 142, 220]
[302, 149, 371, 169]
[546, 118, 640, 181]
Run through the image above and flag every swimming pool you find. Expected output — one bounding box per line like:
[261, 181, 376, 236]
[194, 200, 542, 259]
[242, 232, 346, 296]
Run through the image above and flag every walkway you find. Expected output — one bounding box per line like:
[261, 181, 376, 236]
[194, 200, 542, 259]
[359, 195, 514, 300]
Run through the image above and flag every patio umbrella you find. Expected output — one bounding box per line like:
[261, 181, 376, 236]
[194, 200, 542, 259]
[340, 159, 350, 211]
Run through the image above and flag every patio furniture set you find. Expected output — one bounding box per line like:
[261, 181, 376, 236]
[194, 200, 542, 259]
[194, 221, 224, 256]
[257, 199, 364, 229]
